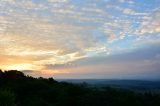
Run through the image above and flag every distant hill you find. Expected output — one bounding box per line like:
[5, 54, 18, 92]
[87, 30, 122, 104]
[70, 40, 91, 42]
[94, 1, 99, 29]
[0, 70, 160, 106]
[58, 79, 160, 92]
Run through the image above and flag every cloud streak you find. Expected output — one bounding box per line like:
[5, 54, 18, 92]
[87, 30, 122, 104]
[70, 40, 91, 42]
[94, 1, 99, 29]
[0, 0, 160, 79]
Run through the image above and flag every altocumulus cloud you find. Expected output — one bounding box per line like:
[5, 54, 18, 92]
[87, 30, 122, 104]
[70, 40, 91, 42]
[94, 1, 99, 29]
[0, 0, 160, 78]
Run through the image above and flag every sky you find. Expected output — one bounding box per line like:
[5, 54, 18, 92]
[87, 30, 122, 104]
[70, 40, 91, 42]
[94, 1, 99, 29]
[0, 0, 160, 79]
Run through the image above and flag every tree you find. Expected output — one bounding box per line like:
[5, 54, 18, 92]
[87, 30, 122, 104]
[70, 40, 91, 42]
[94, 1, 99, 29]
[3, 70, 25, 78]
[0, 90, 16, 106]
[0, 69, 3, 76]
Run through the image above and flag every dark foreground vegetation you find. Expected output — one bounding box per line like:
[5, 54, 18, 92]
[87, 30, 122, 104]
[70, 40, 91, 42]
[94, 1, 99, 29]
[0, 70, 160, 106]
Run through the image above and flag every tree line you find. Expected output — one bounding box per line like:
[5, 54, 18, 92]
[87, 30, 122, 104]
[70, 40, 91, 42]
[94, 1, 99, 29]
[0, 70, 160, 106]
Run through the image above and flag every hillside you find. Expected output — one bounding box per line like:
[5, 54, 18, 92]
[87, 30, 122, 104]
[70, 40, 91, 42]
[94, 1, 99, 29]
[0, 70, 160, 106]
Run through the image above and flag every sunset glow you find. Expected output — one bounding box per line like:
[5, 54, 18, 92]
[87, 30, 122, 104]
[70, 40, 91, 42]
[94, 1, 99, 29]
[1, 64, 35, 71]
[0, 0, 160, 79]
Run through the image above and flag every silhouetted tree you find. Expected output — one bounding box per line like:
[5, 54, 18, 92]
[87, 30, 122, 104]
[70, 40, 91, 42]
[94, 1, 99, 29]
[0, 90, 16, 106]
[0, 70, 160, 106]
[2, 70, 25, 78]
[0, 69, 3, 76]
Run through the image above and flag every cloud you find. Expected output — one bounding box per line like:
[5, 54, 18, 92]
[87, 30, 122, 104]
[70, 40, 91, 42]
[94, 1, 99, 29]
[43, 45, 160, 79]
[55, 45, 160, 68]
[137, 10, 160, 34]
[123, 8, 134, 14]
[1, 0, 110, 69]
[47, 0, 68, 3]
[0, 0, 160, 78]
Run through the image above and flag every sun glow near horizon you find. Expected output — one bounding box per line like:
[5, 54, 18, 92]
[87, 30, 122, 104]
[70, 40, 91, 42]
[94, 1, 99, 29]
[1, 64, 35, 71]
[0, 0, 160, 79]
